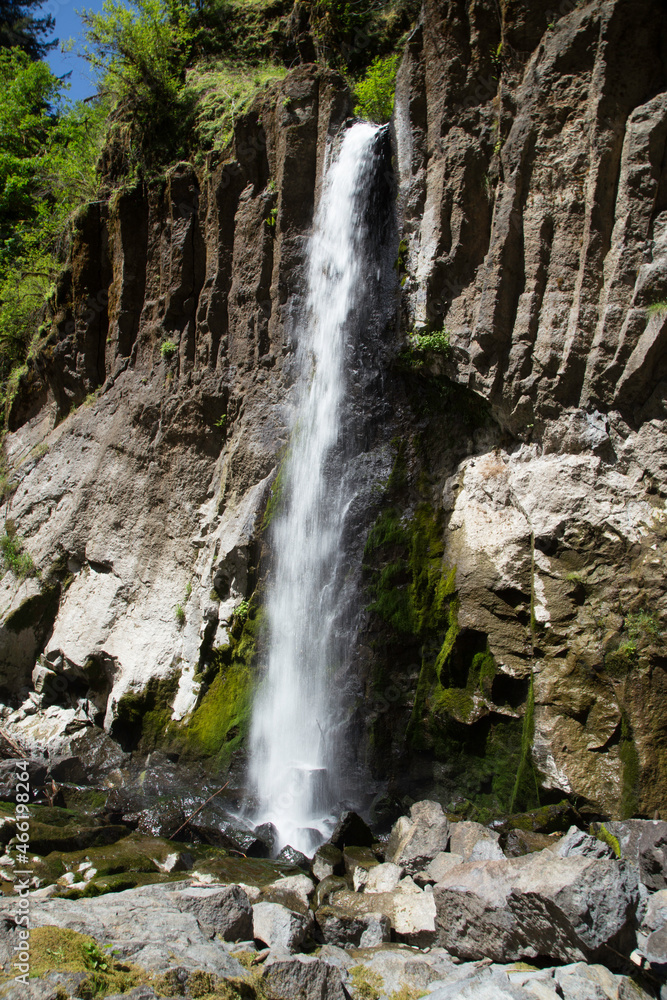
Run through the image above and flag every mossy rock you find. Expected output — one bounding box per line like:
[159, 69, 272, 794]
[505, 800, 580, 835]
[26, 925, 148, 994]
[61, 870, 186, 899]
[25, 821, 129, 856]
[32, 832, 201, 886]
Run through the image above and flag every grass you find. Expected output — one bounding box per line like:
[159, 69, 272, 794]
[175, 603, 186, 627]
[0, 525, 36, 578]
[185, 60, 287, 152]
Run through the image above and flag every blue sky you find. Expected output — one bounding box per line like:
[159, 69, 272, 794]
[43, 0, 107, 103]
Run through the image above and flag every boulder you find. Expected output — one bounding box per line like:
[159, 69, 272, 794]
[329, 811, 373, 849]
[263, 953, 352, 1000]
[343, 845, 379, 883]
[314, 875, 348, 909]
[504, 829, 560, 858]
[638, 887, 667, 972]
[276, 844, 310, 869]
[360, 862, 403, 893]
[639, 823, 667, 891]
[387, 800, 450, 873]
[426, 852, 464, 881]
[176, 884, 253, 941]
[449, 821, 504, 861]
[252, 901, 313, 952]
[553, 826, 615, 860]
[326, 887, 437, 947]
[0, 881, 247, 975]
[433, 852, 639, 967]
[261, 874, 315, 915]
[312, 843, 344, 880]
[315, 904, 391, 948]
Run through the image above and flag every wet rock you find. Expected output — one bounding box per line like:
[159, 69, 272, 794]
[553, 826, 615, 860]
[314, 874, 348, 909]
[152, 850, 193, 874]
[329, 811, 374, 849]
[177, 884, 253, 941]
[387, 800, 450, 874]
[275, 844, 310, 869]
[252, 900, 313, 952]
[449, 821, 504, 861]
[312, 843, 344, 880]
[0, 759, 47, 800]
[263, 953, 352, 1000]
[135, 804, 186, 840]
[434, 853, 639, 966]
[343, 845, 379, 883]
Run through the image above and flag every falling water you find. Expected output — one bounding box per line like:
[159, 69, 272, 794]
[248, 121, 391, 855]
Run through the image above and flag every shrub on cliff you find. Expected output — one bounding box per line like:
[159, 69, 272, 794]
[355, 52, 400, 123]
[0, 48, 107, 393]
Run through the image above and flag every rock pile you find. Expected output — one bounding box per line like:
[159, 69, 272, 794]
[2, 801, 666, 999]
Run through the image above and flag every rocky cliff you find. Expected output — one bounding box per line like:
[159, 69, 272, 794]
[1, 0, 667, 828]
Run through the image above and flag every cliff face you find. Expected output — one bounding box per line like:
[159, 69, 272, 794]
[2, 0, 667, 824]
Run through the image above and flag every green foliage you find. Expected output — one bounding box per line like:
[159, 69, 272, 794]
[0, 522, 35, 577]
[175, 602, 185, 626]
[0, 48, 108, 417]
[83, 941, 111, 973]
[400, 328, 451, 368]
[160, 339, 178, 359]
[625, 608, 662, 643]
[214, 414, 227, 430]
[354, 52, 400, 123]
[647, 300, 667, 316]
[234, 599, 249, 625]
[184, 580, 192, 599]
[265, 205, 278, 229]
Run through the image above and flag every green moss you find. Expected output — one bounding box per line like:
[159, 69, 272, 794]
[509, 675, 539, 815]
[431, 686, 474, 722]
[180, 605, 262, 767]
[349, 965, 384, 1000]
[595, 823, 621, 858]
[27, 926, 147, 994]
[620, 711, 640, 819]
[3, 586, 58, 632]
[111, 672, 181, 752]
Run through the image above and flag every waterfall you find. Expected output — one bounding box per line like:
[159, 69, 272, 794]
[248, 121, 392, 856]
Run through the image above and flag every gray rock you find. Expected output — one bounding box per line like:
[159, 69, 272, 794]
[252, 900, 313, 953]
[315, 903, 391, 947]
[554, 826, 615, 860]
[426, 852, 464, 881]
[260, 874, 315, 915]
[263, 953, 352, 1000]
[176, 884, 253, 941]
[312, 843, 344, 881]
[354, 947, 454, 995]
[387, 800, 450, 874]
[639, 822, 667, 891]
[361, 861, 404, 893]
[329, 811, 373, 849]
[449, 821, 504, 862]
[0, 972, 89, 1000]
[434, 852, 639, 966]
[0, 881, 246, 975]
[554, 963, 619, 1000]
[428, 968, 534, 1000]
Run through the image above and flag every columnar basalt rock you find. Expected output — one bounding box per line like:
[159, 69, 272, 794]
[1, 0, 667, 828]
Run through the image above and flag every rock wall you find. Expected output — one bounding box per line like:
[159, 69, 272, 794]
[2, 0, 667, 824]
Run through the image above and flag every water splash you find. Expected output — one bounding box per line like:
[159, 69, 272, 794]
[247, 122, 389, 855]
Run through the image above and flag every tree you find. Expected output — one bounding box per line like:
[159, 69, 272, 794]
[0, 0, 56, 60]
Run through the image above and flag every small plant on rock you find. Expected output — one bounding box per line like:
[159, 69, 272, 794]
[350, 965, 384, 1000]
[0, 523, 36, 578]
[160, 339, 178, 360]
[175, 603, 186, 627]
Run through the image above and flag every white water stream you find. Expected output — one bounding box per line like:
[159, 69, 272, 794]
[248, 122, 384, 855]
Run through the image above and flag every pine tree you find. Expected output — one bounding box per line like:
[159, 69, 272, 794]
[0, 0, 56, 60]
